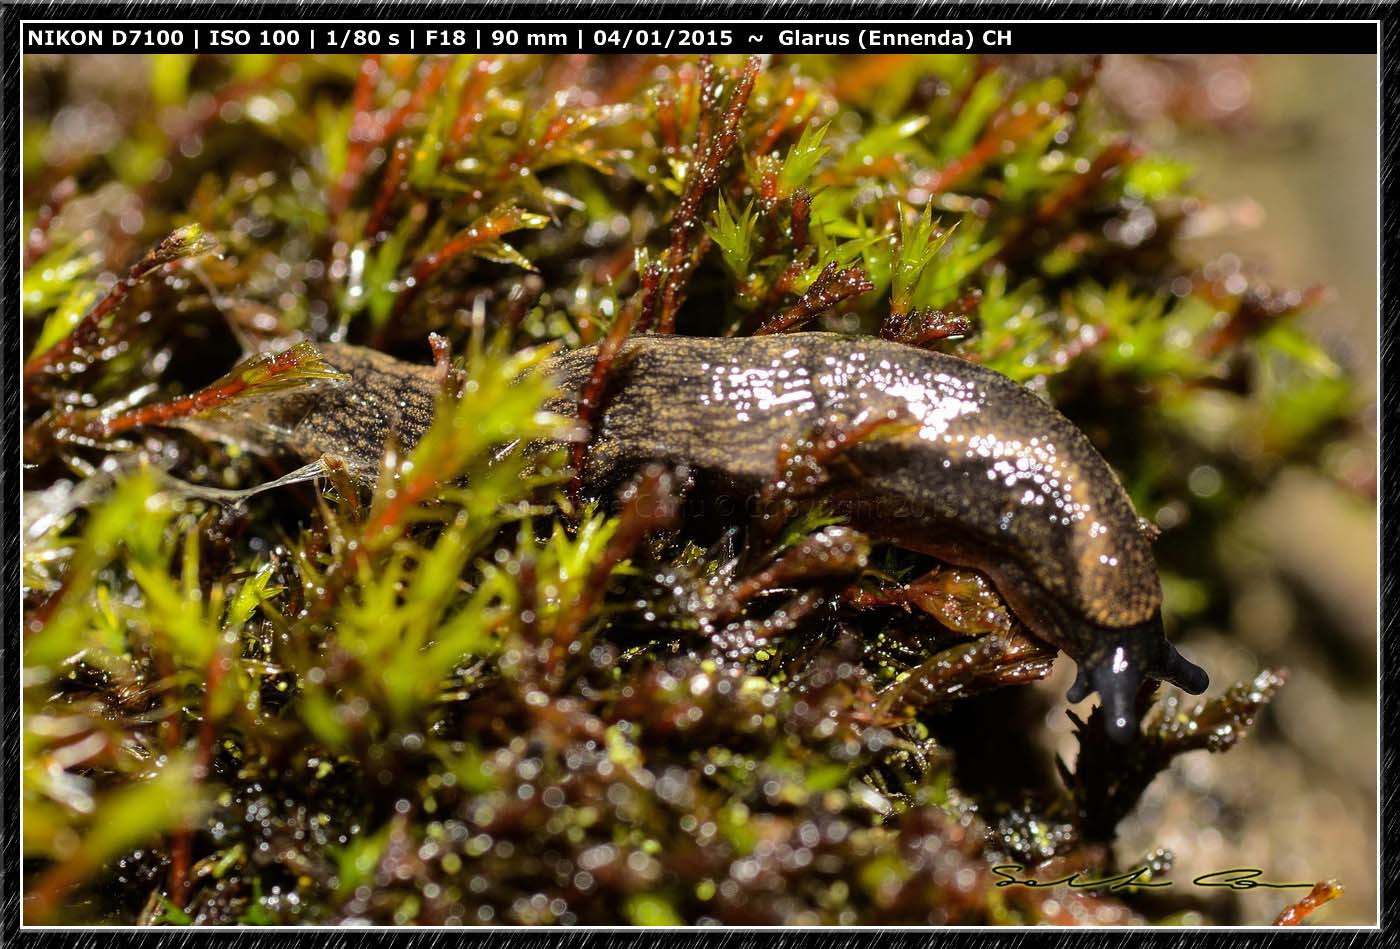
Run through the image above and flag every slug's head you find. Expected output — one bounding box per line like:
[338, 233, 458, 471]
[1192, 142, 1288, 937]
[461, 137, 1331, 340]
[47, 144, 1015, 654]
[1065, 612, 1209, 744]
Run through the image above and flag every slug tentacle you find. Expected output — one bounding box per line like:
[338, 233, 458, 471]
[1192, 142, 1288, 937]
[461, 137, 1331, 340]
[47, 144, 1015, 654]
[1064, 613, 1208, 744]
[1160, 639, 1211, 695]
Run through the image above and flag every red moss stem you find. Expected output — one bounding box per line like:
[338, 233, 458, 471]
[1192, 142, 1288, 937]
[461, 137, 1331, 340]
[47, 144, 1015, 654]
[380, 57, 450, 145]
[554, 466, 682, 663]
[655, 56, 762, 334]
[753, 262, 874, 336]
[569, 273, 652, 503]
[331, 55, 450, 225]
[24, 226, 215, 396]
[754, 82, 807, 156]
[790, 189, 812, 252]
[364, 137, 414, 242]
[924, 59, 1100, 197]
[1274, 880, 1344, 925]
[37, 343, 332, 446]
[449, 56, 497, 153]
[329, 55, 384, 220]
[390, 206, 539, 325]
[1035, 138, 1139, 225]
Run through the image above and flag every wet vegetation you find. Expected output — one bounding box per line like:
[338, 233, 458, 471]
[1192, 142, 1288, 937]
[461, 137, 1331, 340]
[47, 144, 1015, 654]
[21, 53, 1360, 925]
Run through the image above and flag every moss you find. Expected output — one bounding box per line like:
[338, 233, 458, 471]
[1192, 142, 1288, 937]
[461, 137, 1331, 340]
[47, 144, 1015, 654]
[21, 52, 1357, 925]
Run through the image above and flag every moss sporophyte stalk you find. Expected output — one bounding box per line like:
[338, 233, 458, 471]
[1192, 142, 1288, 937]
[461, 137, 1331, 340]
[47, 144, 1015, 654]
[22, 53, 1355, 925]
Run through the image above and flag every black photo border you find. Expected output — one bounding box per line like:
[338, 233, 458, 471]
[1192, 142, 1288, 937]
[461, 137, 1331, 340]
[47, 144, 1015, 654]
[1, 2, 1392, 944]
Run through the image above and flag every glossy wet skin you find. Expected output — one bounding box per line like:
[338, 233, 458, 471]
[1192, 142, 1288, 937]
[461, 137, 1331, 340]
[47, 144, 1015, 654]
[201, 333, 1209, 741]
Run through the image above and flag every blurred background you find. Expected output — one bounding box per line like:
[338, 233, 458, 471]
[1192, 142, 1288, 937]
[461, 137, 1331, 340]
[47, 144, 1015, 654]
[1050, 53, 1378, 925]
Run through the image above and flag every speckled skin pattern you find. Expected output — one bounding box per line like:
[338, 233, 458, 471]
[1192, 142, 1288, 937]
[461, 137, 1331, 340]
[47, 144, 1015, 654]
[205, 342, 441, 471]
[209, 334, 1209, 741]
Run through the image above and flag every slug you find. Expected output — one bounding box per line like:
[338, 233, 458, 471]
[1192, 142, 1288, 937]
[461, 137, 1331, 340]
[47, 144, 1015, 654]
[191, 332, 1209, 741]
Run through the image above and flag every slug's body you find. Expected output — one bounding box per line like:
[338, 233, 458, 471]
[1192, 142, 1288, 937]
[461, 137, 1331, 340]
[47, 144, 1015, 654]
[204, 333, 1208, 740]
